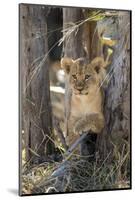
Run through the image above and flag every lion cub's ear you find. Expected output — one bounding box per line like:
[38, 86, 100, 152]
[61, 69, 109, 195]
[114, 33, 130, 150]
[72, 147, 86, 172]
[90, 57, 109, 74]
[91, 57, 110, 88]
[61, 57, 74, 74]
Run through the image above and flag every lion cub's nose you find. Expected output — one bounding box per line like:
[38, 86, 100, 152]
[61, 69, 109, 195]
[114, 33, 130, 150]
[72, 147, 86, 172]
[77, 87, 83, 91]
[76, 81, 84, 91]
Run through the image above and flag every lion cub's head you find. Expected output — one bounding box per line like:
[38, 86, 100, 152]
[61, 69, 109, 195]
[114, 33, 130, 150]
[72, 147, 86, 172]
[61, 57, 109, 95]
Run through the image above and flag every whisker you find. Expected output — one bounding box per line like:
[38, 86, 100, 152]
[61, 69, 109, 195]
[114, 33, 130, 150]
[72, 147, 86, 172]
[106, 70, 114, 83]
[96, 68, 113, 93]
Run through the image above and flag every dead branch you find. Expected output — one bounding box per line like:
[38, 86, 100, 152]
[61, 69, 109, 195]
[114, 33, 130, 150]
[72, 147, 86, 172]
[51, 132, 88, 178]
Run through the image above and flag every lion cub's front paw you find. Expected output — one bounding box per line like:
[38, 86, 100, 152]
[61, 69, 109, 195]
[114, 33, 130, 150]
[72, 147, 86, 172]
[74, 119, 88, 135]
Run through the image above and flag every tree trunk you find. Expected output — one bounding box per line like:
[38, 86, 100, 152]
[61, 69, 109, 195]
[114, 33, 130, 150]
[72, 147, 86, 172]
[63, 8, 100, 60]
[97, 12, 131, 161]
[20, 4, 55, 165]
[63, 8, 85, 59]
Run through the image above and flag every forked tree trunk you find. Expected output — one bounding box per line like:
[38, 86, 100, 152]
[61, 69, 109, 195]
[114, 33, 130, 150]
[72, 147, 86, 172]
[63, 9, 131, 161]
[20, 4, 55, 165]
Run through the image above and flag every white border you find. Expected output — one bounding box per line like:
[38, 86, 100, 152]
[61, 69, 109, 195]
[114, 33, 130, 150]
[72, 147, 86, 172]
[0, 0, 134, 199]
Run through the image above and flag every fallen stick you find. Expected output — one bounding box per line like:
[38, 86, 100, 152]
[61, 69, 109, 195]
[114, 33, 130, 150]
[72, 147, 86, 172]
[64, 132, 88, 158]
[51, 132, 88, 177]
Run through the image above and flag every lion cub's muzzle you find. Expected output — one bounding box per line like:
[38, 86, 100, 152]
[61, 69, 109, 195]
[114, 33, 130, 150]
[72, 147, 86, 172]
[74, 89, 88, 95]
[74, 81, 88, 95]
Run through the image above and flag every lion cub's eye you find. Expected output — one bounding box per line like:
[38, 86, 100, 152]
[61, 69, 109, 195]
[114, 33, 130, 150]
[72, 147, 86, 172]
[85, 75, 90, 80]
[72, 75, 77, 80]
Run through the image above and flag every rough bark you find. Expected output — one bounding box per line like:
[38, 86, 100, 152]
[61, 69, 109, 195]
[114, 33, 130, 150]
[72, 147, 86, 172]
[20, 4, 54, 165]
[63, 8, 85, 59]
[97, 12, 131, 159]
[63, 8, 100, 60]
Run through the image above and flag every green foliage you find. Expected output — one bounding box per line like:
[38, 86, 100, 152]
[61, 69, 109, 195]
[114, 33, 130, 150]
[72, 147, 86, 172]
[87, 10, 106, 21]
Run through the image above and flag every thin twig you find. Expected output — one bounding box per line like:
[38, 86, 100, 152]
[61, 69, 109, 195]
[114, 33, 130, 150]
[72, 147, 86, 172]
[53, 117, 68, 151]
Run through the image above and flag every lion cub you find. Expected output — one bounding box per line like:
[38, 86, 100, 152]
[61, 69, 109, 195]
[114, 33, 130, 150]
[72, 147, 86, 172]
[61, 57, 109, 155]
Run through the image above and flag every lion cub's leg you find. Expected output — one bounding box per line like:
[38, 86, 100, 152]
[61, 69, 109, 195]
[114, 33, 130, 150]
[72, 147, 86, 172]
[74, 113, 105, 135]
[74, 113, 104, 160]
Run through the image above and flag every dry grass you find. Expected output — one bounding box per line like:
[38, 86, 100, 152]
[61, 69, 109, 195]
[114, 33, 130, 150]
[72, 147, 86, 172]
[21, 137, 130, 195]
